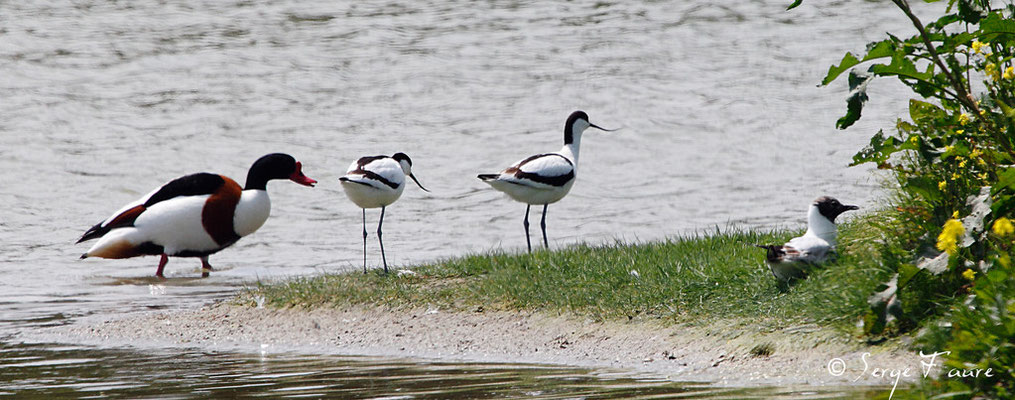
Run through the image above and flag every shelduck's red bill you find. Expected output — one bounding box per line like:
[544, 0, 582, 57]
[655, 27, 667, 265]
[289, 161, 317, 187]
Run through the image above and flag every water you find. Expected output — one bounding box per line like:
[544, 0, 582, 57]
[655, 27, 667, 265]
[1, 343, 887, 399]
[1, 0, 923, 396]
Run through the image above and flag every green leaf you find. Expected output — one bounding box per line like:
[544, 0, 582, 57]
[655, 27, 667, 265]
[906, 176, 944, 202]
[956, 1, 984, 24]
[850, 130, 912, 166]
[786, 0, 803, 10]
[822, 53, 860, 86]
[897, 263, 921, 288]
[820, 40, 896, 86]
[995, 98, 1015, 118]
[979, 13, 1015, 41]
[909, 99, 947, 126]
[996, 167, 1015, 190]
[837, 70, 874, 129]
[869, 54, 934, 82]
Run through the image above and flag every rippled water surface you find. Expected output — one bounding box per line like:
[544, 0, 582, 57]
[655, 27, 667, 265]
[1, 343, 888, 399]
[2, 0, 924, 397]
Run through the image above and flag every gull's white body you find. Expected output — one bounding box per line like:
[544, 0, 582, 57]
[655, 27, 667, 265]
[768, 204, 839, 281]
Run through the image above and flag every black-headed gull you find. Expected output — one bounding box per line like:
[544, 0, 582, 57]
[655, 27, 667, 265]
[756, 196, 858, 286]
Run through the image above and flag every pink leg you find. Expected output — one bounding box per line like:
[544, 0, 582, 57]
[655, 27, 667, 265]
[200, 256, 213, 278]
[155, 254, 169, 278]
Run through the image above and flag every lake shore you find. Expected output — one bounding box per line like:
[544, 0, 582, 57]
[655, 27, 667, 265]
[36, 302, 919, 388]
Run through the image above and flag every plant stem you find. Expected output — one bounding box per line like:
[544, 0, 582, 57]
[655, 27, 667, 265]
[891, 0, 978, 114]
[891, 0, 1014, 155]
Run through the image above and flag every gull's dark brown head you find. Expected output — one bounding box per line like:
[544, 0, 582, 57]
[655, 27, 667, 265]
[813, 196, 859, 223]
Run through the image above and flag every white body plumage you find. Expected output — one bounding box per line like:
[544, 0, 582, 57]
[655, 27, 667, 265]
[339, 157, 409, 209]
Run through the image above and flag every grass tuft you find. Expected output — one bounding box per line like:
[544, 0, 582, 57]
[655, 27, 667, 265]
[245, 216, 893, 328]
[749, 342, 775, 357]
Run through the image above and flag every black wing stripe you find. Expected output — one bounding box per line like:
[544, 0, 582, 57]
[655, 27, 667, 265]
[515, 153, 572, 169]
[144, 173, 225, 208]
[356, 155, 388, 168]
[506, 153, 574, 187]
[342, 172, 399, 189]
[510, 170, 574, 187]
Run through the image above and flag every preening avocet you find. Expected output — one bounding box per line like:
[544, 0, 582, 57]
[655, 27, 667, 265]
[339, 153, 429, 273]
[478, 110, 613, 252]
[755, 196, 858, 288]
[78, 153, 317, 278]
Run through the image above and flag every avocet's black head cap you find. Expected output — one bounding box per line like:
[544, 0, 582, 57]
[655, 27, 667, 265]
[392, 152, 412, 166]
[813, 196, 859, 222]
[245, 153, 316, 190]
[566, 111, 590, 125]
[391, 152, 428, 192]
[563, 110, 613, 144]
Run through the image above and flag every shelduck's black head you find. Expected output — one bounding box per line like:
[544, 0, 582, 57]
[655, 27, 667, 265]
[813, 196, 859, 223]
[391, 152, 429, 192]
[245, 153, 317, 190]
[564, 110, 614, 144]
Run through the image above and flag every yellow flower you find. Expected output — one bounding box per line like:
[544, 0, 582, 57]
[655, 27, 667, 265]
[970, 148, 982, 158]
[958, 158, 968, 168]
[951, 172, 961, 180]
[987, 63, 1001, 80]
[1006, 66, 1015, 80]
[962, 268, 977, 281]
[939, 180, 948, 190]
[937, 219, 965, 255]
[979, 172, 989, 180]
[908, 136, 919, 145]
[971, 40, 987, 54]
[956, 129, 965, 135]
[958, 113, 971, 125]
[953, 210, 960, 219]
[993, 217, 1015, 236]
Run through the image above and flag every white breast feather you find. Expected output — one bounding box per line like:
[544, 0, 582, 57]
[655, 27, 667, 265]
[783, 235, 831, 264]
[234, 190, 271, 237]
[132, 195, 217, 255]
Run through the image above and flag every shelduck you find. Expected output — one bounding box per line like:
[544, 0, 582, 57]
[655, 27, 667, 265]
[77, 153, 317, 278]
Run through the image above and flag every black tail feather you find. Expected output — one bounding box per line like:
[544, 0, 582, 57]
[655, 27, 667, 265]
[751, 243, 785, 263]
[77, 222, 105, 244]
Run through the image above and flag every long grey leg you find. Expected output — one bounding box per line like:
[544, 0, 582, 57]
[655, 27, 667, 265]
[362, 208, 368, 274]
[378, 206, 388, 273]
[523, 205, 531, 253]
[540, 204, 549, 249]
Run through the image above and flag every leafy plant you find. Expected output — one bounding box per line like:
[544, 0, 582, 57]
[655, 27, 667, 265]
[791, 0, 1015, 396]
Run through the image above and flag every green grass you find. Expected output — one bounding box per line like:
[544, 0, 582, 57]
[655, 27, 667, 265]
[246, 217, 894, 328]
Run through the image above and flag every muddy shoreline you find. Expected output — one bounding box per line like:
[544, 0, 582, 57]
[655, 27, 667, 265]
[29, 302, 920, 388]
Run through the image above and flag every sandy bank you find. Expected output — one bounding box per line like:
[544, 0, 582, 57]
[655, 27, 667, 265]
[37, 303, 921, 387]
